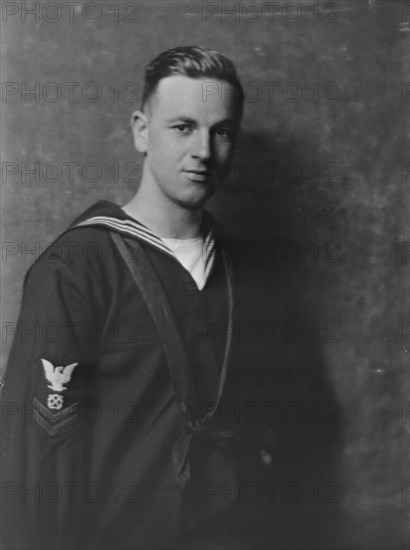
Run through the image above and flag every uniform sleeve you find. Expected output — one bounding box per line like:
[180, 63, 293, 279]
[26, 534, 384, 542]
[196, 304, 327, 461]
[1, 255, 99, 550]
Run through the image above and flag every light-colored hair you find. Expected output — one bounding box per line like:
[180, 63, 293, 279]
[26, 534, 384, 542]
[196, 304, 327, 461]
[142, 46, 244, 119]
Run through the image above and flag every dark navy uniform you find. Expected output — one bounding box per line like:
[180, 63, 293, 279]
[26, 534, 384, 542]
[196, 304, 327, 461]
[1, 201, 263, 549]
[1, 201, 340, 549]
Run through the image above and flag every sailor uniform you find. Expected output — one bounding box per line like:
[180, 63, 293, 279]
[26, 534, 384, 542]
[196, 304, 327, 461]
[1, 200, 340, 549]
[1, 201, 265, 549]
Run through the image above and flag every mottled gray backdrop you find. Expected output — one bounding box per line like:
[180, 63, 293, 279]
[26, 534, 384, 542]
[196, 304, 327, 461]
[1, 1, 409, 548]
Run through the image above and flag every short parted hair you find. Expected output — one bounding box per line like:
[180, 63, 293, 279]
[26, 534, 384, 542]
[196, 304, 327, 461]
[142, 45, 244, 120]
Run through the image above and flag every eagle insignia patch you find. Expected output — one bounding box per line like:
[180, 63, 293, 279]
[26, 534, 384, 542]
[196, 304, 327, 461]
[47, 394, 64, 410]
[41, 359, 78, 392]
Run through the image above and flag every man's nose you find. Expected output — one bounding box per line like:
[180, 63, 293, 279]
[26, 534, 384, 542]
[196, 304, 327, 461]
[191, 130, 211, 160]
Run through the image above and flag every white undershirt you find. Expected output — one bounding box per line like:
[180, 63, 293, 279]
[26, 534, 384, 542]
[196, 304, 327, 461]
[162, 237, 206, 290]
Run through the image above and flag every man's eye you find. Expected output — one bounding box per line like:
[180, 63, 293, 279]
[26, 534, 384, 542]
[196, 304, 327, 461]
[173, 124, 191, 134]
[215, 128, 232, 139]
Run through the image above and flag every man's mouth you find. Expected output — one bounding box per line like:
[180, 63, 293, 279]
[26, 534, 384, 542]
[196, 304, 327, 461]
[184, 169, 213, 182]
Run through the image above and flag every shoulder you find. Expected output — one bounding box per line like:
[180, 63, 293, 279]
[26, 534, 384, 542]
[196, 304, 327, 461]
[23, 219, 118, 293]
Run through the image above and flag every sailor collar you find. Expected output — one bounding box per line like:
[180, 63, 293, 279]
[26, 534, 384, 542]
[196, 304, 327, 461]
[75, 209, 216, 283]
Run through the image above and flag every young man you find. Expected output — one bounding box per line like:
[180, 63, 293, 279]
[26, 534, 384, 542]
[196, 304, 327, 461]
[1, 46, 274, 549]
[2, 46, 341, 549]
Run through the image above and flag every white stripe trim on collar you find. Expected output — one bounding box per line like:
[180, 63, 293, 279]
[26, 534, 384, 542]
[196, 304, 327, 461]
[76, 216, 173, 256]
[75, 215, 216, 280]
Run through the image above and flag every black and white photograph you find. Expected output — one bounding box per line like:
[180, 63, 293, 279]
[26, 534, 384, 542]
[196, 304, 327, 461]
[0, 1, 409, 549]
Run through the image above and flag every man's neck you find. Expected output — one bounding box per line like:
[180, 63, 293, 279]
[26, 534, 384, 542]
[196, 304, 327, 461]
[122, 187, 204, 239]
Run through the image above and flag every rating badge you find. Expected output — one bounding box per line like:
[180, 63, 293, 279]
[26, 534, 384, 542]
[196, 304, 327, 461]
[47, 394, 64, 410]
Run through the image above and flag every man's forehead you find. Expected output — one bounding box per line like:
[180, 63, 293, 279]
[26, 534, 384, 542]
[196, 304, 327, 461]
[150, 75, 239, 121]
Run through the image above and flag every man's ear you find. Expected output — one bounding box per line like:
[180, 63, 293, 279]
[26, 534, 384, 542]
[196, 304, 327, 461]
[131, 110, 148, 153]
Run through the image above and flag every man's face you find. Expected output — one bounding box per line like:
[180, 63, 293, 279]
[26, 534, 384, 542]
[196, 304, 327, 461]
[135, 75, 240, 209]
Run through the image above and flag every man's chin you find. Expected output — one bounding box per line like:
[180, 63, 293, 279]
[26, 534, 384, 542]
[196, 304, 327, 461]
[177, 187, 217, 209]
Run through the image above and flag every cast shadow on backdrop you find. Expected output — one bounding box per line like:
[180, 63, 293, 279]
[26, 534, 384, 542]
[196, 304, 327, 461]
[207, 129, 346, 549]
